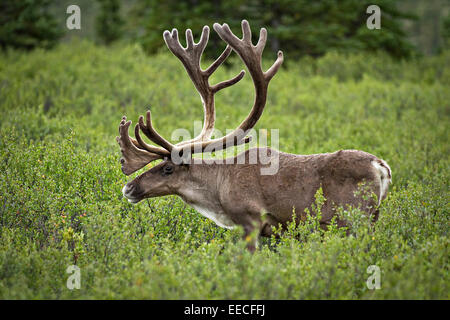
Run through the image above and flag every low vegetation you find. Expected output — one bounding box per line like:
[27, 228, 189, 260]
[0, 41, 448, 299]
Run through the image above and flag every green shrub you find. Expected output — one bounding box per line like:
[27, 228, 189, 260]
[0, 42, 448, 299]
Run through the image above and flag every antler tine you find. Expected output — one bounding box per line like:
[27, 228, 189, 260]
[138, 111, 174, 153]
[255, 28, 267, 56]
[163, 29, 183, 58]
[211, 70, 245, 93]
[265, 51, 284, 82]
[134, 122, 170, 157]
[197, 26, 209, 52]
[185, 29, 195, 50]
[213, 23, 241, 47]
[204, 45, 232, 76]
[242, 20, 252, 42]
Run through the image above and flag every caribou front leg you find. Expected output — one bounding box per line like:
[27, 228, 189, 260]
[234, 209, 266, 253]
[242, 222, 260, 253]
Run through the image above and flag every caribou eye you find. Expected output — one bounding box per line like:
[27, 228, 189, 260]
[162, 165, 174, 176]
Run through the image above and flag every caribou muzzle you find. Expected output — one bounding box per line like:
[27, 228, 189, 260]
[122, 182, 143, 204]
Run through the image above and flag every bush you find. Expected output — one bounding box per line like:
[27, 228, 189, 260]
[0, 42, 448, 298]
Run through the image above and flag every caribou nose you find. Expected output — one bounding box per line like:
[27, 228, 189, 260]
[122, 183, 142, 204]
[122, 183, 135, 197]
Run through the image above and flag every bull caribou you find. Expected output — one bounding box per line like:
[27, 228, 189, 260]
[117, 20, 392, 251]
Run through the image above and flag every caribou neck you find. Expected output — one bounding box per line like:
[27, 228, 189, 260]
[174, 161, 225, 207]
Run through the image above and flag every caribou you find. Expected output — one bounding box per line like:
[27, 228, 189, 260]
[117, 20, 392, 251]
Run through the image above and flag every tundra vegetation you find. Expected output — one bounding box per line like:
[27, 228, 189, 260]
[0, 41, 448, 299]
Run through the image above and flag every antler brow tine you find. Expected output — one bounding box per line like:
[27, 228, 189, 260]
[116, 117, 163, 175]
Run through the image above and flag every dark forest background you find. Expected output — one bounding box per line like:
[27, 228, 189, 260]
[1, 0, 449, 59]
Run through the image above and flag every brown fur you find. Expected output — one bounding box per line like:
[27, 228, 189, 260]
[123, 148, 391, 251]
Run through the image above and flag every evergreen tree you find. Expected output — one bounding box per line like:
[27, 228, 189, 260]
[0, 0, 63, 50]
[131, 0, 416, 59]
[95, 0, 124, 44]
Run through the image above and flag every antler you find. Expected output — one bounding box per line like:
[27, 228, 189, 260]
[117, 20, 283, 174]
[117, 24, 246, 174]
[162, 26, 245, 145]
[175, 20, 284, 155]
